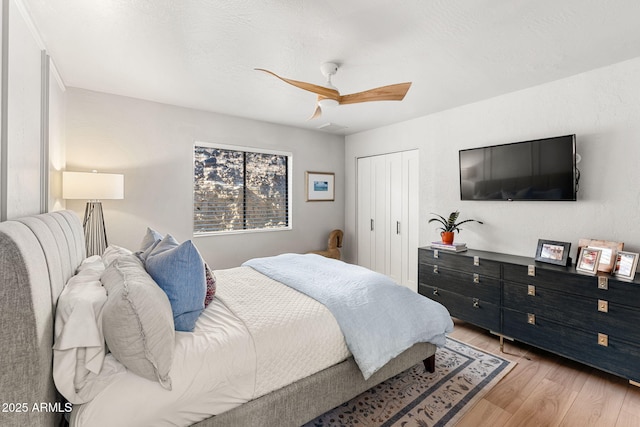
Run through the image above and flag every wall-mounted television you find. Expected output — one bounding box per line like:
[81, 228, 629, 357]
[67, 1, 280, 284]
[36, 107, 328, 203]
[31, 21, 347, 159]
[459, 134, 577, 201]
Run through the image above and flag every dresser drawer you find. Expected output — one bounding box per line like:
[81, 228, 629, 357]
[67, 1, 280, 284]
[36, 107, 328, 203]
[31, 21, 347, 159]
[503, 263, 640, 308]
[503, 308, 640, 382]
[419, 264, 500, 304]
[503, 281, 640, 343]
[503, 263, 596, 296]
[419, 249, 501, 278]
[418, 284, 500, 332]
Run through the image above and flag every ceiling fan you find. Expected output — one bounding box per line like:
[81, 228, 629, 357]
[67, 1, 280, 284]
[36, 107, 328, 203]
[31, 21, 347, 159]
[255, 62, 412, 119]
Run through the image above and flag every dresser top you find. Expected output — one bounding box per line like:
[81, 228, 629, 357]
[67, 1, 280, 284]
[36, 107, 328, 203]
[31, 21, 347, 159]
[418, 246, 640, 284]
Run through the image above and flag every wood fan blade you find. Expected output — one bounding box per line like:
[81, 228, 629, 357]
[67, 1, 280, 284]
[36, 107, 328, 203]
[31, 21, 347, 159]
[338, 82, 412, 105]
[255, 68, 340, 98]
[308, 104, 322, 120]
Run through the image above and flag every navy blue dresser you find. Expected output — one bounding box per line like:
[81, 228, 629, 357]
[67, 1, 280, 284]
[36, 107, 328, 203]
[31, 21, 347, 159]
[418, 247, 640, 384]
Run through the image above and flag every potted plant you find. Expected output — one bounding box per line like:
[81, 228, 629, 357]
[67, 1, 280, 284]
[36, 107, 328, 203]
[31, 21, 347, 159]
[428, 210, 483, 245]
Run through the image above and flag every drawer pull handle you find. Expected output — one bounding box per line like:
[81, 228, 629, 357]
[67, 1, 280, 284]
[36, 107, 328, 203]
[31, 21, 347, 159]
[472, 298, 480, 308]
[528, 265, 536, 276]
[598, 276, 609, 290]
[473, 273, 480, 284]
[473, 256, 480, 266]
[598, 333, 608, 347]
[527, 285, 536, 296]
[598, 300, 608, 313]
[433, 250, 439, 259]
[527, 313, 536, 325]
[433, 265, 439, 274]
[433, 289, 439, 296]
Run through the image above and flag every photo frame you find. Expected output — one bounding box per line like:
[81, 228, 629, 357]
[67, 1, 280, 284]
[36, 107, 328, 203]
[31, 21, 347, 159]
[613, 251, 639, 281]
[576, 247, 602, 275]
[306, 171, 335, 202]
[534, 239, 572, 266]
[577, 238, 624, 273]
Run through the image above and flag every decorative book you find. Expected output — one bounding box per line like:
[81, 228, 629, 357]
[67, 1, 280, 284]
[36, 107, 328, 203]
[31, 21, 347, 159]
[430, 242, 468, 252]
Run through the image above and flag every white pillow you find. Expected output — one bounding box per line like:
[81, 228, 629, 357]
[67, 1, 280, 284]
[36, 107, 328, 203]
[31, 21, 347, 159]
[53, 257, 126, 404]
[101, 254, 175, 389]
[102, 245, 133, 267]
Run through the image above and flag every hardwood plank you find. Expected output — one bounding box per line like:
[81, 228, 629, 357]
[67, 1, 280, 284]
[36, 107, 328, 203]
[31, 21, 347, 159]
[619, 382, 640, 414]
[544, 355, 591, 393]
[616, 384, 640, 427]
[451, 321, 640, 427]
[616, 409, 640, 427]
[483, 345, 558, 414]
[502, 378, 577, 427]
[456, 399, 512, 427]
[560, 369, 627, 427]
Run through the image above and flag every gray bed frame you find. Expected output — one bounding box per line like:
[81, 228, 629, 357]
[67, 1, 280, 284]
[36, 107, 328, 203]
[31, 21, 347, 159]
[0, 210, 436, 427]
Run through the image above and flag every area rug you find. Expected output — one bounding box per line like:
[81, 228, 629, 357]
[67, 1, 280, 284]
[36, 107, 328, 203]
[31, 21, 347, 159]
[303, 337, 516, 427]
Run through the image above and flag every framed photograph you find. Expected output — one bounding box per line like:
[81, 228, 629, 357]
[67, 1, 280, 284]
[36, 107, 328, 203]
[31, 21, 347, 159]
[577, 238, 624, 273]
[613, 251, 639, 281]
[534, 239, 572, 266]
[306, 171, 335, 202]
[576, 247, 602, 275]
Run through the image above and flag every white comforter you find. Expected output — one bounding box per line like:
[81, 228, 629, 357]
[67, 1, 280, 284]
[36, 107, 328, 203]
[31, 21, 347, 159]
[71, 267, 350, 427]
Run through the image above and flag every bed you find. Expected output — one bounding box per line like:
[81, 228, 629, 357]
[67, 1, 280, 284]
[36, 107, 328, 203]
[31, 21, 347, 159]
[0, 210, 453, 427]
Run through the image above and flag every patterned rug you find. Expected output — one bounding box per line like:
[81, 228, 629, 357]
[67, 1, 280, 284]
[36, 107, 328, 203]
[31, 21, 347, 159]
[303, 337, 516, 427]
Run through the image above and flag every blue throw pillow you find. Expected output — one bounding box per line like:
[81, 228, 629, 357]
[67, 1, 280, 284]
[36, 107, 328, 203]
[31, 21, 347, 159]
[144, 234, 206, 332]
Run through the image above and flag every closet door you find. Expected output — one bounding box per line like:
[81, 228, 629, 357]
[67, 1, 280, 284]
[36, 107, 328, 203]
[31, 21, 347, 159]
[357, 155, 386, 273]
[401, 150, 419, 291]
[371, 155, 387, 273]
[357, 150, 419, 290]
[386, 152, 403, 284]
[356, 157, 373, 269]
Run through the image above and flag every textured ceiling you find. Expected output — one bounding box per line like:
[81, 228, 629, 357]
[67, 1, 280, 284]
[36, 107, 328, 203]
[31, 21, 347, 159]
[22, 0, 640, 135]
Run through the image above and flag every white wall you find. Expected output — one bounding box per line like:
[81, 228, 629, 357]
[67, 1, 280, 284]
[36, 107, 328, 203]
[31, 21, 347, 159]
[345, 57, 640, 265]
[65, 88, 345, 269]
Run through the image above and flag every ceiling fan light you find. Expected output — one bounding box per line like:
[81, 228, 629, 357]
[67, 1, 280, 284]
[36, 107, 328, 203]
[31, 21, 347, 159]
[318, 98, 339, 109]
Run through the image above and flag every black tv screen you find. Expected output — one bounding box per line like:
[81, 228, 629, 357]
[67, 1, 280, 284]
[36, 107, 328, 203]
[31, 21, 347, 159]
[459, 134, 577, 201]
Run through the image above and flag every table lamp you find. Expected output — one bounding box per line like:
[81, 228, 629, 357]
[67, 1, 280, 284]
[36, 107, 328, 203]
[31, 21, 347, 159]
[62, 170, 124, 256]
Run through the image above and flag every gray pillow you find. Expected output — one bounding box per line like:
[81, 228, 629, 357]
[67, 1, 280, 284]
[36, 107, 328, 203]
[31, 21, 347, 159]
[101, 254, 174, 389]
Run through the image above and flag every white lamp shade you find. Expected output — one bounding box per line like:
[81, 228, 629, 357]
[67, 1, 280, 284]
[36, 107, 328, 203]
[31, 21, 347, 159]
[63, 171, 124, 200]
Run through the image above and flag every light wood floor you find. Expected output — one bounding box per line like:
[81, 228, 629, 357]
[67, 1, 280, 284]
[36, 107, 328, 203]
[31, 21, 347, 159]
[450, 319, 640, 427]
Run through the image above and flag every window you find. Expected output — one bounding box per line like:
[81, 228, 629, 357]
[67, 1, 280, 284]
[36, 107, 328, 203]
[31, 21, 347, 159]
[194, 143, 291, 234]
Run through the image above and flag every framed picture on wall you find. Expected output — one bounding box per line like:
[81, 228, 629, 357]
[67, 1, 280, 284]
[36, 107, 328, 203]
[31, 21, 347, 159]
[534, 239, 572, 266]
[576, 247, 602, 275]
[613, 251, 639, 281]
[306, 172, 335, 202]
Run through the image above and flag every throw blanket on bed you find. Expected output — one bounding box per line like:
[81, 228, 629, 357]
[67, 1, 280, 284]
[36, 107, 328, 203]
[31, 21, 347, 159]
[243, 253, 454, 379]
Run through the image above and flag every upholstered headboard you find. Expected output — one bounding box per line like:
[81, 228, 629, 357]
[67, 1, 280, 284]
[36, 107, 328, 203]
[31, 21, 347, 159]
[0, 211, 85, 427]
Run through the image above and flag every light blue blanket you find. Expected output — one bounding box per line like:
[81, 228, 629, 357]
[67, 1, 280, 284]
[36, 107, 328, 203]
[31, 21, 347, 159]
[243, 253, 454, 379]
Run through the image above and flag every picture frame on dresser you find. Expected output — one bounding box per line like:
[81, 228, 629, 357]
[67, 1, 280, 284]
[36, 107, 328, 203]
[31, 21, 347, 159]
[613, 251, 639, 281]
[534, 239, 571, 266]
[577, 238, 624, 273]
[576, 247, 602, 274]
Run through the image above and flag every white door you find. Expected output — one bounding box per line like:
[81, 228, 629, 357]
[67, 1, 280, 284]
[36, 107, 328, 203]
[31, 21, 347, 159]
[356, 150, 419, 290]
[386, 152, 403, 284]
[356, 157, 373, 269]
[401, 150, 419, 291]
